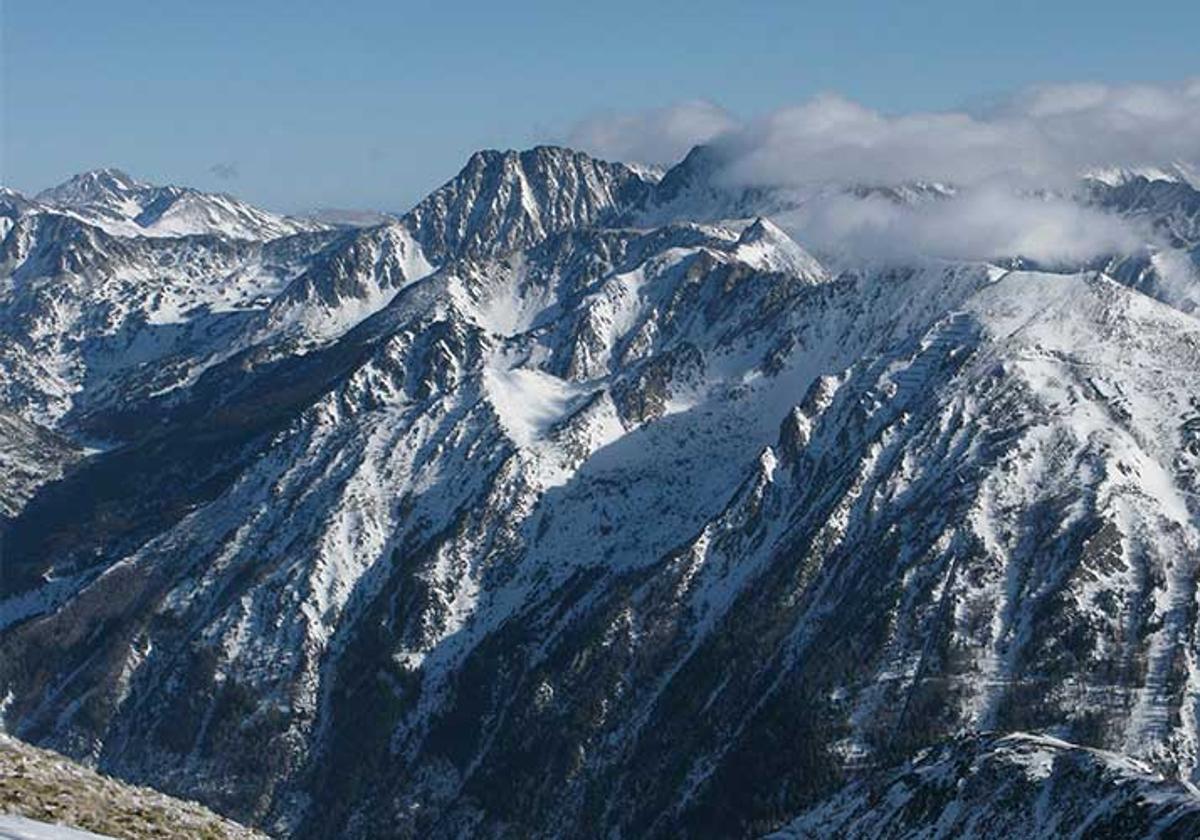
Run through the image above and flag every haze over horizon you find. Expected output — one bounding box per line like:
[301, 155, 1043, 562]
[4, 0, 1199, 213]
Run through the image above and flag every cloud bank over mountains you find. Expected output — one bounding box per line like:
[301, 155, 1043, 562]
[565, 100, 738, 169]
[782, 186, 1146, 264]
[717, 80, 1200, 190]
[567, 81, 1200, 186]
[563, 80, 1200, 263]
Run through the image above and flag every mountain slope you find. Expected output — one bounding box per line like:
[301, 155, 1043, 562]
[401, 146, 654, 261]
[0, 212, 342, 427]
[769, 733, 1200, 839]
[0, 411, 80, 518]
[2, 148, 1200, 839]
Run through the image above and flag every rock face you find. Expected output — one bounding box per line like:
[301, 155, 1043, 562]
[2, 148, 1200, 838]
[0, 411, 80, 518]
[403, 146, 654, 261]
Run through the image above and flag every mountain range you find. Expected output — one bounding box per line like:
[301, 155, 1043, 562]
[2, 143, 1200, 838]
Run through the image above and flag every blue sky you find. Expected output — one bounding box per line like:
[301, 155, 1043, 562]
[3, 1, 1198, 212]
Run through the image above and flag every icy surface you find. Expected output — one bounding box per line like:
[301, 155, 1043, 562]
[0, 817, 115, 840]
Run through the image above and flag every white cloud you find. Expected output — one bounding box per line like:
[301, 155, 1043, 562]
[561, 80, 1200, 188]
[717, 95, 1041, 189]
[778, 188, 1147, 264]
[564, 100, 737, 165]
[561, 80, 1200, 262]
[716, 81, 1200, 190]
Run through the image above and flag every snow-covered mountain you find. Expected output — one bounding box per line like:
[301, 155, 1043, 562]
[770, 733, 1200, 838]
[0, 210, 344, 425]
[2, 147, 1200, 838]
[29, 168, 326, 240]
[1087, 173, 1200, 249]
[402, 145, 655, 260]
[1086, 162, 1200, 191]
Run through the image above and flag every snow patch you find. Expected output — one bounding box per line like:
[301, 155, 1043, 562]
[483, 365, 580, 448]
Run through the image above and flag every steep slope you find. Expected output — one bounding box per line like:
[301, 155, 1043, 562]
[282, 265, 1198, 839]
[369, 266, 1200, 839]
[625, 143, 954, 230]
[257, 223, 433, 345]
[628, 144, 796, 225]
[769, 733, 1200, 839]
[1088, 173, 1200, 249]
[1089, 174, 1200, 315]
[401, 146, 654, 261]
[0, 189, 39, 242]
[0, 411, 81, 518]
[34, 169, 151, 223]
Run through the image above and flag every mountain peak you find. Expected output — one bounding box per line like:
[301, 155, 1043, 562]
[1085, 161, 1200, 189]
[654, 144, 728, 197]
[736, 215, 781, 243]
[732, 216, 828, 278]
[462, 144, 627, 173]
[24, 168, 324, 241]
[402, 145, 655, 260]
[37, 167, 150, 207]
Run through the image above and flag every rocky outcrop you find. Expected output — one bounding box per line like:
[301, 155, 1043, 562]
[0, 734, 266, 839]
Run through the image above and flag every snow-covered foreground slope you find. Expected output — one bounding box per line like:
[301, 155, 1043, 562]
[2, 148, 1200, 838]
[0, 816, 115, 840]
[769, 733, 1200, 839]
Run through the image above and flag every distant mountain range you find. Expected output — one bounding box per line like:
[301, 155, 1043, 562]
[7, 168, 324, 241]
[2, 144, 1200, 838]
